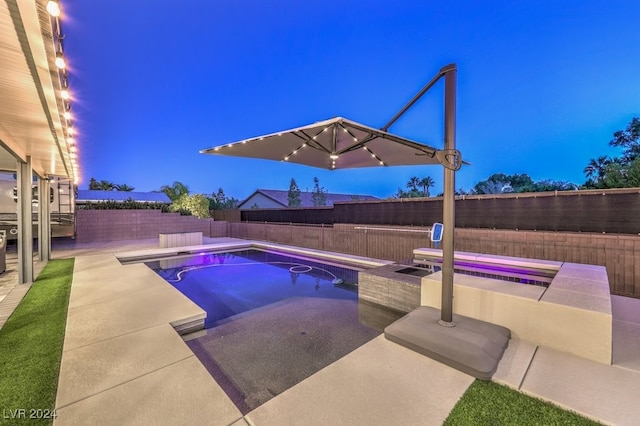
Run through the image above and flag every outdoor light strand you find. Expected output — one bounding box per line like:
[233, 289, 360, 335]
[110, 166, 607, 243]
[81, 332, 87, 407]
[47, 0, 61, 17]
[55, 51, 65, 69]
[360, 144, 384, 164]
[49, 0, 81, 181]
[283, 141, 308, 161]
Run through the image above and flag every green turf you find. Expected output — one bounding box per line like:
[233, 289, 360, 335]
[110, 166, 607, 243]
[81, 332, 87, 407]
[444, 380, 601, 425]
[0, 259, 74, 426]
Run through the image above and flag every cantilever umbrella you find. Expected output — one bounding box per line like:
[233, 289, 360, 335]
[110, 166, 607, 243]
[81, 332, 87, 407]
[201, 66, 512, 380]
[200, 64, 461, 326]
[200, 117, 443, 169]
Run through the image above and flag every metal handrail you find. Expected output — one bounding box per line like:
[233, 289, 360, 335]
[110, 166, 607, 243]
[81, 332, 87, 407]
[353, 226, 432, 234]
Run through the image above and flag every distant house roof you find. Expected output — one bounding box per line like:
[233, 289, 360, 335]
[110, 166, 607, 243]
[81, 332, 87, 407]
[76, 190, 171, 204]
[237, 189, 378, 209]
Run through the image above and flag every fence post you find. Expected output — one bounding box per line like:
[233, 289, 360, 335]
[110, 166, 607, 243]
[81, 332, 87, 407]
[365, 227, 369, 258]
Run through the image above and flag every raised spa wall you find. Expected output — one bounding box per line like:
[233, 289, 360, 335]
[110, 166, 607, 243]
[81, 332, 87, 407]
[359, 249, 612, 365]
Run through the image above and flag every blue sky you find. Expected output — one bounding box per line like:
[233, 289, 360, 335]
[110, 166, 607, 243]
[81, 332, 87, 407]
[63, 0, 640, 199]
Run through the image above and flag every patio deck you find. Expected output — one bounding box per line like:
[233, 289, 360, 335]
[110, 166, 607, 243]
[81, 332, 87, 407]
[1, 237, 639, 425]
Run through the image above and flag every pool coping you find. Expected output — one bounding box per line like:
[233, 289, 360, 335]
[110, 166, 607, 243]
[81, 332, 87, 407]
[116, 239, 395, 269]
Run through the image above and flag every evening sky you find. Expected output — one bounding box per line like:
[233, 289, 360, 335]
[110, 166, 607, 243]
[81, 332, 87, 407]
[62, 0, 640, 199]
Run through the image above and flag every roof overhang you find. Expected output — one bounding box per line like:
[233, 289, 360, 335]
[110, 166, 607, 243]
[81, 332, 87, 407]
[0, 0, 76, 180]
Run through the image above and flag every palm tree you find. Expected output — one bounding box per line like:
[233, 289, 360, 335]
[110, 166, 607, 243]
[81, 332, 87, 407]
[98, 180, 116, 191]
[88, 177, 115, 190]
[160, 181, 189, 202]
[583, 156, 610, 183]
[419, 176, 435, 197]
[406, 176, 420, 192]
[115, 183, 135, 192]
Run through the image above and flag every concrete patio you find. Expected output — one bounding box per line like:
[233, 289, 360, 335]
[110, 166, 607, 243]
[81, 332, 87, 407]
[1, 237, 639, 425]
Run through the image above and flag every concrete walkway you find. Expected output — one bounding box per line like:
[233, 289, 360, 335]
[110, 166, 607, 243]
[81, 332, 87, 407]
[2, 238, 640, 425]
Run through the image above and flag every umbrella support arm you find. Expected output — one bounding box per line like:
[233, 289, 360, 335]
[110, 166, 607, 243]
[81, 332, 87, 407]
[435, 149, 462, 171]
[382, 64, 458, 326]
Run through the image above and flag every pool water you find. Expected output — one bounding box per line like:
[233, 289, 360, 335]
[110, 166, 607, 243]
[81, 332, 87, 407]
[146, 249, 403, 413]
[146, 249, 361, 328]
[412, 259, 555, 287]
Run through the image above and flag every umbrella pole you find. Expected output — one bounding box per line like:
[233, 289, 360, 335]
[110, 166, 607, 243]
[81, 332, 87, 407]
[386, 69, 512, 378]
[439, 64, 457, 326]
[380, 63, 458, 325]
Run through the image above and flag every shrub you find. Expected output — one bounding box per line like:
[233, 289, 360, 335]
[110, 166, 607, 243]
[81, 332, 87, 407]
[170, 194, 210, 218]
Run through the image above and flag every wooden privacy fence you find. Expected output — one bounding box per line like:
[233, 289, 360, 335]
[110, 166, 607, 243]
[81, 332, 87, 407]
[227, 222, 640, 298]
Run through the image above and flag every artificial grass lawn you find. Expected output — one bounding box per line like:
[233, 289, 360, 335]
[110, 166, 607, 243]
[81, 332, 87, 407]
[0, 259, 74, 426]
[445, 380, 601, 425]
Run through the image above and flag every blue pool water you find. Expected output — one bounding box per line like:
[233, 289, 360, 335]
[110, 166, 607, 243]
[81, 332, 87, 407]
[146, 249, 361, 328]
[145, 248, 403, 413]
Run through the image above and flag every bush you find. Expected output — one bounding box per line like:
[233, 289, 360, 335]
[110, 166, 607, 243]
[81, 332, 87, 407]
[170, 194, 210, 218]
[76, 198, 170, 211]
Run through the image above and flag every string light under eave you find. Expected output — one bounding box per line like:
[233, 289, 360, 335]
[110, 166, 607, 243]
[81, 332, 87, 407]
[54, 52, 65, 69]
[46, 1, 61, 17]
[48, 0, 81, 183]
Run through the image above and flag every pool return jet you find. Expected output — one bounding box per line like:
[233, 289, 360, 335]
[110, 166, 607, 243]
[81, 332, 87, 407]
[201, 64, 510, 380]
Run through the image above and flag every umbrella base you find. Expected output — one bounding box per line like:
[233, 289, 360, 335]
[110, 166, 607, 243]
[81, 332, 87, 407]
[384, 306, 510, 380]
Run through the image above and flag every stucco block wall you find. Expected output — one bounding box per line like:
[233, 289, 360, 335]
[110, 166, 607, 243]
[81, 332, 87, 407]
[75, 210, 227, 243]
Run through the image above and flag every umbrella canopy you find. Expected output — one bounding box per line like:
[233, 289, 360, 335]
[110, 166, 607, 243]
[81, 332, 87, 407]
[200, 117, 442, 170]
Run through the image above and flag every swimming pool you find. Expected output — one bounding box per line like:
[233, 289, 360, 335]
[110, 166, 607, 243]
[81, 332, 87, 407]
[145, 248, 403, 413]
[146, 249, 362, 328]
